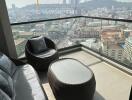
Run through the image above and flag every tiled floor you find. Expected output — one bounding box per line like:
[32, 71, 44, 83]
[89, 62, 132, 100]
[41, 51, 132, 100]
[61, 51, 101, 66]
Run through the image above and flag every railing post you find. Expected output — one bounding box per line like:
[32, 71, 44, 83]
[129, 86, 132, 100]
[101, 19, 102, 29]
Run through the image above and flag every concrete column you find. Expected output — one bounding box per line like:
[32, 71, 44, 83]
[0, 0, 17, 58]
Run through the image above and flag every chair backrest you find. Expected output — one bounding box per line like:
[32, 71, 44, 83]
[25, 36, 57, 55]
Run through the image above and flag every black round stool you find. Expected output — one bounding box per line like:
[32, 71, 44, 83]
[48, 58, 96, 100]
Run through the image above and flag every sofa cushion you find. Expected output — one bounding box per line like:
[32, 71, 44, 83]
[0, 53, 17, 77]
[0, 69, 14, 98]
[29, 36, 48, 54]
[0, 52, 48, 100]
[13, 64, 48, 100]
[0, 89, 11, 100]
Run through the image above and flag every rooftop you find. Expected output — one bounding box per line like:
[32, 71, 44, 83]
[126, 37, 132, 43]
[39, 50, 132, 100]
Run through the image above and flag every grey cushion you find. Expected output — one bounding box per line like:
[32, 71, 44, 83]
[0, 69, 14, 98]
[0, 52, 48, 100]
[29, 36, 48, 54]
[49, 59, 93, 84]
[13, 64, 48, 100]
[0, 53, 17, 77]
[0, 89, 11, 100]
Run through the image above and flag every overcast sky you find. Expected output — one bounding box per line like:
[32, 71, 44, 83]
[5, 0, 132, 8]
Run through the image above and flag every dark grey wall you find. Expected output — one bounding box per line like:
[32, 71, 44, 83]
[0, 0, 17, 58]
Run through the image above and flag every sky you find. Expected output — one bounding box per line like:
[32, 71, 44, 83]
[5, 0, 132, 8]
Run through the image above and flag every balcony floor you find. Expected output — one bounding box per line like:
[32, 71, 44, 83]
[41, 51, 132, 100]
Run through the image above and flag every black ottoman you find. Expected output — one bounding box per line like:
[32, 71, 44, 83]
[48, 58, 96, 100]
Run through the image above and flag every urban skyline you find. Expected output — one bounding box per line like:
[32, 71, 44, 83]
[6, 0, 132, 66]
[6, 0, 132, 8]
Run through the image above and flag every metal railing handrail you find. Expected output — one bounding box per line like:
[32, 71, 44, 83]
[11, 15, 132, 26]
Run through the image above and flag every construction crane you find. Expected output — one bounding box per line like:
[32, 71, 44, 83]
[36, 0, 40, 15]
[36, 0, 39, 7]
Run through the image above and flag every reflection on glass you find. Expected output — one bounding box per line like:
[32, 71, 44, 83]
[12, 17, 132, 69]
[5, 0, 132, 23]
[6, 0, 132, 68]
[12, 18, 77, 56]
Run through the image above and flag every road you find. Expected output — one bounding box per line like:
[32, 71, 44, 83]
[57, 19, 80, 48]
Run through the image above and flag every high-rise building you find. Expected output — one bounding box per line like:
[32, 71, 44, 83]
[70, 0, 80, 5]
[63, 0, 67, 4]
[69, 0, 80, 15]
[102, 44, 124, 62]
[124, 37, 132, 63]
[123, 30, 132, 38]
[12, 4, 16, 10]
[101, 30, 124, 61]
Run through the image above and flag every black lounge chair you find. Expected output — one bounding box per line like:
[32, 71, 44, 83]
[25, 36, 59, 71]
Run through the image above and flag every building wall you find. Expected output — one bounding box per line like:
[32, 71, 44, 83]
[102, 46, 124, 62]
[124, 38, 132, 63]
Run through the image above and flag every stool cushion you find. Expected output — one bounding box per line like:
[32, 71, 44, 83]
[50, 59, 92, 84]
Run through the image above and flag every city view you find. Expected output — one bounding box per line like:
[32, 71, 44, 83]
[5, 0, 132, 67]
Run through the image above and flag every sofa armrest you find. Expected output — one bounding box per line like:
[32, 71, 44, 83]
[10, 58, 25, 66]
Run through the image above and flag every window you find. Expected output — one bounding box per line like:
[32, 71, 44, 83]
[6, 0, 81, 23]
[5, 0, 132, 24]
[4, 0, 132, 68]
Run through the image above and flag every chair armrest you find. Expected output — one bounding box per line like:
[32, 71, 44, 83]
[45, 37, 57, 49]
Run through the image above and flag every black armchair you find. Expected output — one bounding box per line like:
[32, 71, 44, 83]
[25, 36, 59, 71]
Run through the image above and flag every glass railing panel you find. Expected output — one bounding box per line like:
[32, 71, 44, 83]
[80, 18, 132, 68]
[80, 18, 102, 52]
[12, 17, 132, 68]
[12, 18, 80, 57]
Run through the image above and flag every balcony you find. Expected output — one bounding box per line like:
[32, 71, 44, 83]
[39, 50, 132, 100]
[0, 0, 132, 99]
[10, 16, 132, 100]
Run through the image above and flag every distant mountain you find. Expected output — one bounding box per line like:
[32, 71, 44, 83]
[17, 0, 132, 10]
[80, 0, 132, 9]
